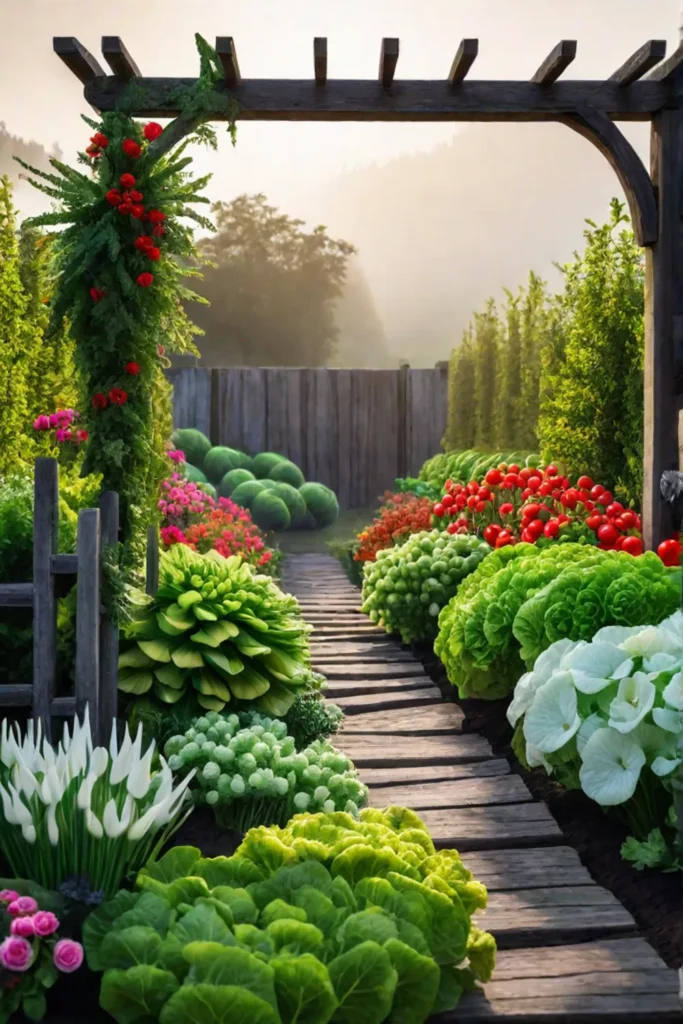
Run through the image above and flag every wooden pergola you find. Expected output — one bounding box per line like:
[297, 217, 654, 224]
[54, 34, 683, 549]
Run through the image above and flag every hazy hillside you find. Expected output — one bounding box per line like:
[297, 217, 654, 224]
[330, 256, 396, 368]
[307, 121, 648, 366]
[0, 122, 59, 218]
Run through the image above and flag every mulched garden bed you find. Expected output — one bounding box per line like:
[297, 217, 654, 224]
[413, 640, 683, 969]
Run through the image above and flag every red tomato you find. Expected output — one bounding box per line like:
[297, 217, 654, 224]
[445, 479, 453, 490]
[495, 531, 513, 548]
[598, 523, 619, 545]
[446, 522, 458, 535]
[455, 518, 469, 530]
[527, 519, 545, 539]
[545, 464, 558, 477]
[521, 528, 533, 543]
[583, 499, 595, 512]
[619, 511, 637, 529]
[578, 489, 591, 503]
[485, 468, 503, 486]
[527, 476, 541, 492]
[456, 494, 467, 508]
[524, 503, 540, 519]
[622, 536, 643, 556]
[519, 468, 533, 482]
[606, 503, 624, 518]
[522, 488, 532, 500]
[544, 519, 560, 538]
[441, 494, 454, 508]
[467, 481, 479, 495]
[483, 524, 502, 545]
[614, 517, 626, 531]
[590, 485, 605, 500]
[467, 495, 478, 511]
[658, 538, 682, 566]
[475, 500, 487, 513]
[433, 503, 445, 518]
[557, 513, 571, 524]
[598, 490, 614, 506]
[508, 464, 520, 474]
[478, 487, 492, 501]
[539, 482, 553, 496]
[551, 488, 563, 500]
[499, 503, 514, 516]
[560, 491, 578, 510]
[577, 475, 594, 490]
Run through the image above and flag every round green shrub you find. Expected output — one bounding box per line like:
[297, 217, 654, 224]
[196, 481, 216, 499]
[170, 428, 212, 469]
[269, 459, 305, 489]
[204, 446, 252, 483]
[252, 452, 286, 478]
[183, 463, 208, 484]
[299, 482, 340, 528]
[273, 482, 307, 524]
[251, 491, 292, 532]
[257, 479, 278, 492]
[230, 480, 266, 508]
[218, 468, 256, 498]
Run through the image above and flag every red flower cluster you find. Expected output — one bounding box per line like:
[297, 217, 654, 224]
[432, 461, 680, 563]
[108, 388, 128, 406]
[355, 494, 434, 563]
[86, 132, 108, 159]
[125, 362, 140, 376]
[89, 287, 106, 302]
[161, 500, 274, 569]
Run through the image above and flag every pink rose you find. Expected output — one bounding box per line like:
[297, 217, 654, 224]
[53, 939, 83, 974]
[0, 890, 19, 904]
[10, 916, 35, 938]
[32, 911, 59, 937]
[49, 414, 59, 427]
[8, 897, 38, 917]
[0, 937, 33, 972]
[33, 415, 50, 431]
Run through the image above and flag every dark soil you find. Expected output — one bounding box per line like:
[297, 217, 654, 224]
[413, 641, 683, 969]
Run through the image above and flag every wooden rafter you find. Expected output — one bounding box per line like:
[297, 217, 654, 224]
[101, 36, 140, 81]
[54, 37, 104, 85]
[530, 41, 577, 85]
[215, 36, 240, 88]
[314, 37, 327, 86]
[448, 39, 479, 85]
[379, 38, 399, 87]
[609, 40, 667, 86]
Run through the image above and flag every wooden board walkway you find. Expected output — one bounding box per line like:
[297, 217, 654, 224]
[281, 554, 681, 1022]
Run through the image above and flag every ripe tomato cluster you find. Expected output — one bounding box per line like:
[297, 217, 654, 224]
[431, 461, 680, 563]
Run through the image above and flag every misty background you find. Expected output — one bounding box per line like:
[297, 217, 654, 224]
[0, 0, 679, 367]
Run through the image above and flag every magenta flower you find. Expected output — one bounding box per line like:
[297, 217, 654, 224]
[10, 916, 35, 938]
[53, 939, 83, 974]
[32, 911, 59, 937]
[8, 896, 38, 917]
[0, 890, 19, 904]
[168, 449, 186, 464]
[55, 428, 72, 442]
[0, 937, 33, 972]
[48, 413, 59, 427]
[33, 415, 50, 431]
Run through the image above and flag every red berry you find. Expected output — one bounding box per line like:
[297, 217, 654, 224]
[118, 203, 132, 215]
[130, 204, 145, 220]
[622, 536, 643, 556]
[91, 132, 109, 148]
[136, 272, 154, 288]
[148, 209, 166, 224]
[146, 246, 161, 261]
[105, 189, 122, 206]
[122, 139, 142, 158]
[143, 122, 164, 141]
[120, 173, 136, 189]
[129, 190, 144, 202]
[134, 236, 154, 252]
[125, 361, 140, 375]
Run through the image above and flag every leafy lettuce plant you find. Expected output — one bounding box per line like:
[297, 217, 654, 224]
[118, 544, 313, 716]
[164, 711, 368, 831]
[508, 611, 683, 862]
[436, 544, 681, 699]
[83, 807, 495, 1024]
[0, 713, 194, 896]
[361, 531, 490, 644]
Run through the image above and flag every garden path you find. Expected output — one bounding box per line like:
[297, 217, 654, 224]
[281, 553, 681, 1023]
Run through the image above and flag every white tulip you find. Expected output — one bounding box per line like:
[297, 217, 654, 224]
[90, 747, 110, 779]
[127, 743, 154, 800]
[77, 772, 98, 811]
[108, 719, 119, 761]
[126, 801, 161, 841]
[103, 796, 134, 839]
[47, 803, 59, 846]
[8, 785, 32, 828]
[21, 823, 36, 844]
[110, 725, 133, 785]
[0, 784, 18, 826]
[86, 809, 104, 839]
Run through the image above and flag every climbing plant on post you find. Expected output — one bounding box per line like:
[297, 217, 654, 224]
[17, 35, 236, 568]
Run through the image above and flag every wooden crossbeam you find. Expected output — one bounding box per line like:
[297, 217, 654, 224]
[448, 39, 479, 84]
[102, 37, 140, 81]
[609, 40, 666, 86]
[531, 40, 577, 85]
[379, 38, 399, 87]
[53, 37, 105, 84]
[314, 37, 327, 85]
[216, 36, 241, 88]
[647, 41, 683, 82]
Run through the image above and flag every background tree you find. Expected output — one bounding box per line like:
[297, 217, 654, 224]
[516, 271, 548, 449]
[493, 288, 522, 449]
[191, 194, 356, 367]
[473, 299, 500, 448]
[537, 200, 644, 504]
[443, 327, 476, 450]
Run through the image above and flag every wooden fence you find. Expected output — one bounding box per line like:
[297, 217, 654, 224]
[0, 458, 119, 745]
[167, 365, 449, 508]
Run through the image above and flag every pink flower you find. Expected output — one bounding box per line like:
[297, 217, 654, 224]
[33, 415, 50, 431]
[8, 897, 38, 917]
[55, 428, 72, 442]
[168, 449, 186, 464]
[49, 414, 59, 427]
[32, 911, 59, 937]
[10, 916, 35, 938]
[0, 890, 19, 904]
[0, 937, 33, 972]
[53, 939, 83, 974]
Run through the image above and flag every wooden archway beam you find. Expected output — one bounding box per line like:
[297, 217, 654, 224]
[559, 106, 657, 247]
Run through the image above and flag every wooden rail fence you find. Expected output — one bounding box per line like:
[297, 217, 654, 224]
[0, 458, 119, 744]
[167, 365, 449, 509]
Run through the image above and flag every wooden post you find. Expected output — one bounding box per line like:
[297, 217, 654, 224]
[98, 492, 119, 745]
[643, 103, 683, 549]
[75, 509, 100, 736]
[32, 459, 59, 738]
[146, 525, 159, 597]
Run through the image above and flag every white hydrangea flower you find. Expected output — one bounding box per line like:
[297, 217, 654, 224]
[508, 639, 582, 727]
[663, 671, 683, 711]
[579, 729, 646, 805]
[652, 707, 683, 733]
[523, 672, 581, 753]
[576, 713, 607, 756]
[566, 642, 633, 694]
[620, 626, 679, 659]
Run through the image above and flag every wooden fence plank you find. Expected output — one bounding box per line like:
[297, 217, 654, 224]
[335, 369, 354, 508]
[99, 491, 119, 746]
[217, 368, 268, 453]
[265, 368, 305, 468]
[406, 366, 448, 474]
[75, 508, 100, 734]
[303, 368, 337, 491]
[168, 367, 212, 438]
[146, 525, 159, 596]
[0, 583, 34, 606]
[33, 458, 59, 736]
[0, 685, 35, 706]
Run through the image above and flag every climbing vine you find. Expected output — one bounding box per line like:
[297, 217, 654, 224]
[17, 34, 237, 566]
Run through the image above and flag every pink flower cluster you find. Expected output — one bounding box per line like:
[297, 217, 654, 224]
[158, 473, 215, 529]
[33, 409, 88, 445]
[167, 448, 186, 465]
[0, 890, 83, 977]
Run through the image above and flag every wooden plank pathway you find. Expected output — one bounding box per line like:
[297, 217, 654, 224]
[281, 554, 681, 1022]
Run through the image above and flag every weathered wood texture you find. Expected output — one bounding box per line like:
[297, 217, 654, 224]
[32, 458, 59, 733]
[75, 508, 100, 736]
[99, 492, 119, 744]
[167, 366, 448, 507]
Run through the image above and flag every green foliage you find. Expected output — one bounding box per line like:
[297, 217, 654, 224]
[361, 531, 490, 644]
[443, 327, 476, 451]
[191, 194, 356, 367]
[119, 544, 313, 717]
[252, 493, 292, 532]
[472, 300, 500, 448]
[253, 453, 287, 479]
[300, 483, 340, 529]
[273, 483, 307, 525]
[418, 449, 539, 493]
[84, 808, 494, 1024]
[204, 445, 252, 482]
[328, 539, 363, 588]
[537, 201, 644, 505]
[172, 429, 212, 469]
[436, 544, 681, 700]
[279, 691, 344, 749]
[184, 463, 208, 484]
[219, 468, 256, 498]
[20, 37, 237, 565]
[231, 480, 267, 508]
[164, 710, 367, 831]
[269, 460, 305, 489]
[517, 272, 549, 449]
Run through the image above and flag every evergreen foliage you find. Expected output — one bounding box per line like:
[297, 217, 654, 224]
[493, 289, 522, 449]
[443, 326, 476, 451]
[473, 299, 500, 448]
[517, 271, 548, 449]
